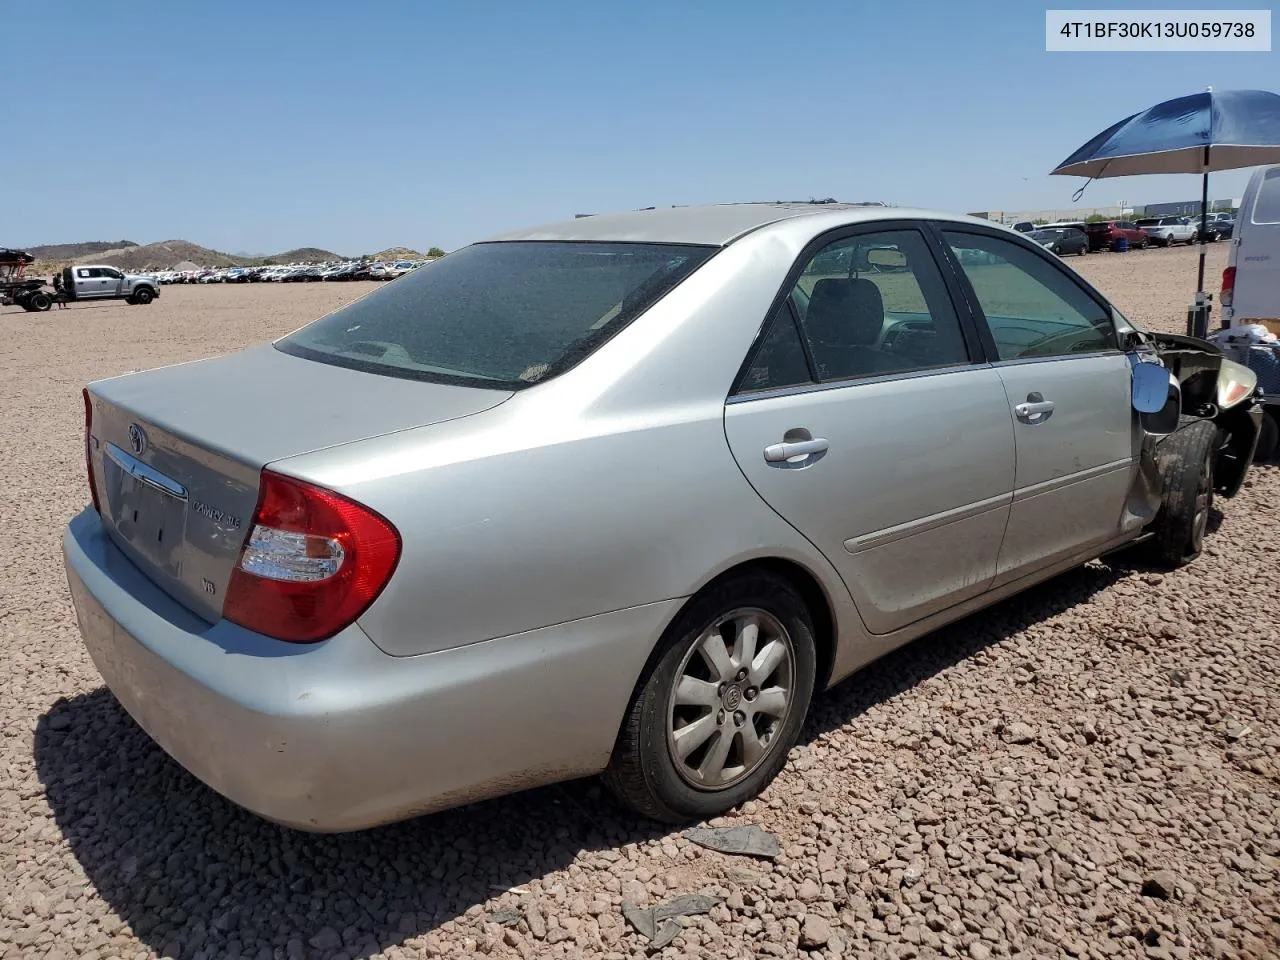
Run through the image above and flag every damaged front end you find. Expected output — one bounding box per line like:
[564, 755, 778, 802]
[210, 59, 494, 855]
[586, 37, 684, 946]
[1145, 331, 1264, 498]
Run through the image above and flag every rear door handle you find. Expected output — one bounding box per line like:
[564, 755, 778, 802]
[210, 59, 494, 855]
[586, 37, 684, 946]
[764, 438, 829, 463]
[1014, 399, 1055, 423]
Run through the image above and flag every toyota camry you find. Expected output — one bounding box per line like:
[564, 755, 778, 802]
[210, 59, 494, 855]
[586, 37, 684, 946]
[65, 202, 1262, 830]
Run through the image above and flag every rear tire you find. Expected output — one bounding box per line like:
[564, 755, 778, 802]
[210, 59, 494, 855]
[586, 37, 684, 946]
[130, 287, 155, 305]
[27, 291, 52, 311]
[603, 572, 817, 823]
[1146, 419, 1217, 568]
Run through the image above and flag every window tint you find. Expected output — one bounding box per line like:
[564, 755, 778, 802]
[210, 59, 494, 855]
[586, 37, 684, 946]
[1252, 167, 1280, 224]
[787, 229, 969, 382]
[277, 241, 714, 389]
[737, 302, 813, 393]
[943, 231, 1116, 361]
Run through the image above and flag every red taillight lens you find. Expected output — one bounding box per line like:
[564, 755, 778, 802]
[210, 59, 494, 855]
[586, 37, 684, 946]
[83, 388, 101, 513]
[224, 471, 401, 643]
[1221, 266, 1236, 308]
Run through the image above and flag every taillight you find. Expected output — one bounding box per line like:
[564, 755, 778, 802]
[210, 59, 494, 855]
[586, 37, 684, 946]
[82, 388, 101, 513]
[1221, 266, 1236, 308]
[224, 471, 401, 642]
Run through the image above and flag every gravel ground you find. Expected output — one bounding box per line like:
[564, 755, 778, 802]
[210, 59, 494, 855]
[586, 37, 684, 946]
[2, 246, 1277, 960]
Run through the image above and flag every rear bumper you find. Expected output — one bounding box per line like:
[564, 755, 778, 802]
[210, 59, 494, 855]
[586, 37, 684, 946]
[63, 509, 679, 831]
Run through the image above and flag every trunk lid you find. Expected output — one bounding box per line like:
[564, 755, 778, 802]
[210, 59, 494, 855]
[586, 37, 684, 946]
[86, 344, 512, 622]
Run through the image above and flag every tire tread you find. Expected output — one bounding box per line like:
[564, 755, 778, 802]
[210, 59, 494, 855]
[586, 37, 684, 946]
[603, 572, 816, 823]
[1146, 418, 1217, 568]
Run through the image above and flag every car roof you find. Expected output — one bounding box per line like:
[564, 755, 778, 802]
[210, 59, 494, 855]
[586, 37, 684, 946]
[482, 202, 1001, 246]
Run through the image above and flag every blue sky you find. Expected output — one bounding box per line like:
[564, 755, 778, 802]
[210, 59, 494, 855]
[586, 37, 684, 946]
[2, 0, 1275, 255]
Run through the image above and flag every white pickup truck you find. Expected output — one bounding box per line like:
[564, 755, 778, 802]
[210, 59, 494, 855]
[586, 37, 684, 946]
[1137, 217, 1197, 247]
[57, 265, 160, 305]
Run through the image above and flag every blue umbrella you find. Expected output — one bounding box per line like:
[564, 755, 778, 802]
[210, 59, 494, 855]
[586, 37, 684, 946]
[1051, 89, 1280, 320]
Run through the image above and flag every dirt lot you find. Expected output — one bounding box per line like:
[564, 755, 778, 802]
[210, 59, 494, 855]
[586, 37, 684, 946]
[1, 245, 1277, 960]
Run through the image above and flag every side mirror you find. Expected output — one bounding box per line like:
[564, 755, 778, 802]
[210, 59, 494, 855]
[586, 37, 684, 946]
[1132, 361, 1181, 435]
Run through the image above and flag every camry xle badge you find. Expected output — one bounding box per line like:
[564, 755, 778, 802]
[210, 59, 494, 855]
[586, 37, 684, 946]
[190, 499, 242, 530]
[128, 423, 147, 456]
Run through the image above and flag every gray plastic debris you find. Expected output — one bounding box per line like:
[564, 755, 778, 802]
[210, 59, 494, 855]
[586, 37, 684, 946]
[683, 825, 782, 859]
[622, 893, 723, 947]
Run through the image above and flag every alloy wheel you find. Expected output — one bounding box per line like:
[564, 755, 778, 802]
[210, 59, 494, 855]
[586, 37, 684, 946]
[666, 608, 795, 790]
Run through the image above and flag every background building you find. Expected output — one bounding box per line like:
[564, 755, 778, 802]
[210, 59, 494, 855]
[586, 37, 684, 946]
[969, 197, 1241, 226]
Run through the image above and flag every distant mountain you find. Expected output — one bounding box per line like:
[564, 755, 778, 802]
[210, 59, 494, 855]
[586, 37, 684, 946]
[85, 240, 243, 271]
[376, 246, 424, 260]
[25, 239, 349, 273]
[24, 240, 138, 260]
[275, 247, 345, 263]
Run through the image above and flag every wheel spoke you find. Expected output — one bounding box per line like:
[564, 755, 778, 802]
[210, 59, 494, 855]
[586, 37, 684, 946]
[697, 729, 734, 783]
[698, 631, 735, 682]
[753, 686, 789, 719]
[740, 722, 766, 768]
[674, 675, 720, 709]
[732, 617, 760, 673]
[672, 712, 718, 761]
[750, 639, 786, 686]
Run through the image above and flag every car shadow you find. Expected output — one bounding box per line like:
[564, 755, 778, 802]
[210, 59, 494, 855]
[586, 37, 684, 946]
[34, 558, 1133, 959]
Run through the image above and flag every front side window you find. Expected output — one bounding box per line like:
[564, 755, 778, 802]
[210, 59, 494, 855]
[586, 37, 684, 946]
[277, 241, 714, 389]
[942, 231, 1117, 361]
[787, 229, 970, 382]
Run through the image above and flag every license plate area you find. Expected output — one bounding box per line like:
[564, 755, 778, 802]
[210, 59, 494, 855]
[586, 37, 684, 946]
[104, 442, 188, 579]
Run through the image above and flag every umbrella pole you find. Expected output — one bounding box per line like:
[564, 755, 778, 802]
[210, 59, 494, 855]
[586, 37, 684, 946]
[1197, 165, 1209, 294]
[1188, 147, 1212, 339]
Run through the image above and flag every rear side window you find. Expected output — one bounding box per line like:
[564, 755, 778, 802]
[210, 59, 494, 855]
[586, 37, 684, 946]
[1252, 167, 1280, 224]
[790, 229, 970, 382]
[277, 241, 714, 389]
[737, 302, 813, 393]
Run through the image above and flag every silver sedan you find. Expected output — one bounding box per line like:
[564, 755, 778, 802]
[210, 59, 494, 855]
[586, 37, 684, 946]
[64, 203, 1263, 830]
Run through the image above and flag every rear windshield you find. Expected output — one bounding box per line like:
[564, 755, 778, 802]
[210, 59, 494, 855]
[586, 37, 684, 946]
[276, 241, 715, 389]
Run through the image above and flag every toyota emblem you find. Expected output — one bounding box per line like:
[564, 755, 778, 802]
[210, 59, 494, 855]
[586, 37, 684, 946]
[128, 423, 146, 456]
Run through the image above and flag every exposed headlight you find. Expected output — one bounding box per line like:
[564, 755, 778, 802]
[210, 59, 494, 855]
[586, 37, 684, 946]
[1217, 359, 1259, 408]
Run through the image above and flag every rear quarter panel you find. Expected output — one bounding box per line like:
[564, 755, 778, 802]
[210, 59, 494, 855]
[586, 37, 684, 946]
[271, 228, 863, 662]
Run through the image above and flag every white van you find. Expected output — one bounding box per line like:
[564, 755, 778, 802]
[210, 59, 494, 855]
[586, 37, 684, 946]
[1221, 164, 1280, 335]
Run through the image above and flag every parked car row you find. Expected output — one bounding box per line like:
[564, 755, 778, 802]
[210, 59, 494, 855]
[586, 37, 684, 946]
[1014, 213, 1234, 251]
[150, 260, 431, 284]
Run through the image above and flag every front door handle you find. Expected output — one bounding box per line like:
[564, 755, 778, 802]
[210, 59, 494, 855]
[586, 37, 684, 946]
[764, 438, 829, 463]
[1014, 392, 1055, 424]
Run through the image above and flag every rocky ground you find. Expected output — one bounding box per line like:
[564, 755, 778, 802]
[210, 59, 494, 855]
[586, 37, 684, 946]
[1, 245, 1276, 960]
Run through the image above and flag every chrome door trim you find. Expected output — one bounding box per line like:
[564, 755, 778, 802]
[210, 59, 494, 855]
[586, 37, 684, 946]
[104, 442, 189, 501]
[727, 361, 981, 405]
[843, 492, 1013, 554]
[1010, 458, 1131, 503]
[989, 350, 1122, 368]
